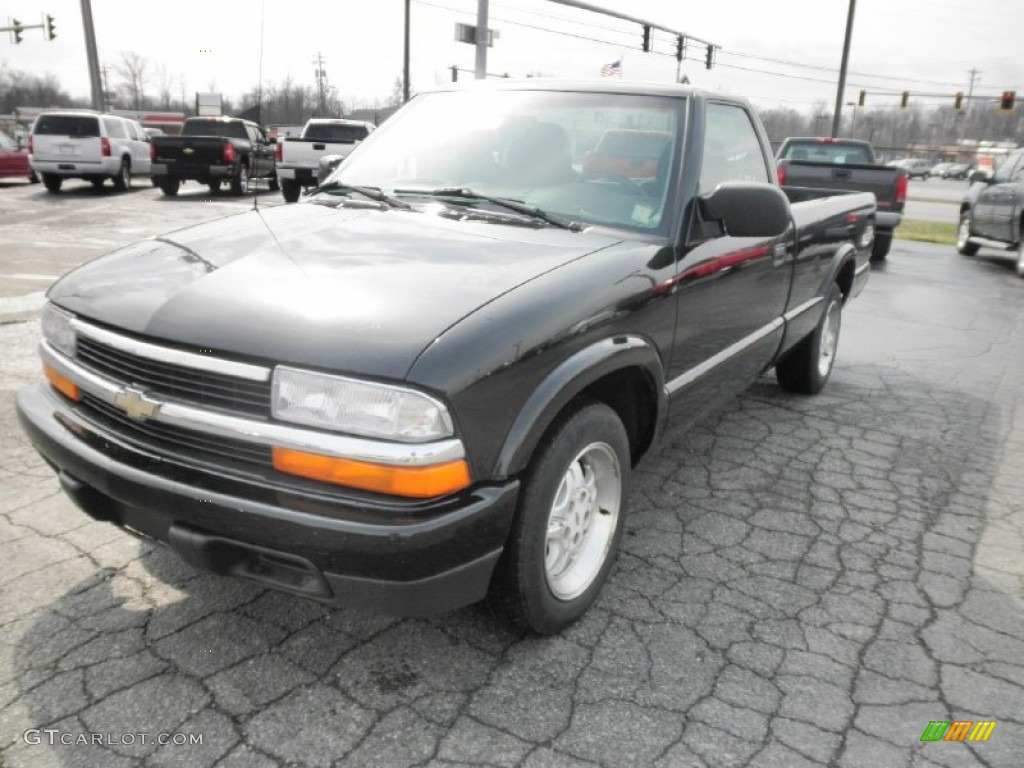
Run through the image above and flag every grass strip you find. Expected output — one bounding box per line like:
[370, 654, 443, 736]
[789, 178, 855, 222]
[895, 219, 957, 246]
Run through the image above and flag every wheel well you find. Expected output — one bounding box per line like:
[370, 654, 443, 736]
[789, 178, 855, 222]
[835, 258, 855, 301]
[576, 366, 658, 466]
[960, 203, 970, 216]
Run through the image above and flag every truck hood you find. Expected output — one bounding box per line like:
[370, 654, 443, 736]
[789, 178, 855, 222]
[48, 203, 620, 379]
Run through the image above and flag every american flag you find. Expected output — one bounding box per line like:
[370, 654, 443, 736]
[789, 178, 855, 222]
[600, 59, 622, 77]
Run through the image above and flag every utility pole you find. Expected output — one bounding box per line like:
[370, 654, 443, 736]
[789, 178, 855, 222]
[474, 0, 489, 80]
[313, 52, 327, 115]
[965, 68, 980, 115]
[403, 0, 410, 102]
[80, 0, 103, 110]
[831, 0, 856, 138]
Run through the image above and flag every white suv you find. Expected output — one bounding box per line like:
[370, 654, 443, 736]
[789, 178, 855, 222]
[29, 111, 152, 192]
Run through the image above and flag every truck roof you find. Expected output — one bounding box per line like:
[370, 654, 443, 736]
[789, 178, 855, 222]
[423, 78, 746, 104]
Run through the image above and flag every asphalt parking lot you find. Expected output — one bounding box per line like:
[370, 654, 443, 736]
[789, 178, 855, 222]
[1, 178, 1022, 767]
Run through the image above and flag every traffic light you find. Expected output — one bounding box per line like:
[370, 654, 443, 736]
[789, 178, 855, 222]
[45, 14, 55, 41]
[954, 91, 964, 112]
[450, 65, 458, 82]
[705, 44, 715, 70]
[642, 25, 651, 53]
[1000, 90, 1016, 111]
[858, 90, 866, 107]
[12, 18, 22, 44]
[675, 35, 685, 62]
[900, 91, 909, 108]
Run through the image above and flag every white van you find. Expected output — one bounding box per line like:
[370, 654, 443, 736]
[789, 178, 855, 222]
[29, 111, 152, 192]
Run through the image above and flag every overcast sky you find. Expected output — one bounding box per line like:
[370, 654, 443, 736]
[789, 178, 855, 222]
[2, 0, 1021, 114]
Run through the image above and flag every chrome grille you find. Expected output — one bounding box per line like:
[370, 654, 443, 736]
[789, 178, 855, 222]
[80, 393, 273, 467]
[76, 335, 271, 416]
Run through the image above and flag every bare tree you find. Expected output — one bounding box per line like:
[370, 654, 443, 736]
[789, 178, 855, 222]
[114, 51, 149, 110]
[156, 63, 173, 111]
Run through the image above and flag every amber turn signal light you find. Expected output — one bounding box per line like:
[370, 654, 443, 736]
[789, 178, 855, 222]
[43, 362, 80, 401]
[272, 447, 471, 498]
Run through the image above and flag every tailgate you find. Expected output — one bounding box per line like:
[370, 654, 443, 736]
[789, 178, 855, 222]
[153, 137, 227, 166]
[782, 161, 902, 210]
[32, 135, 103, 164]
[281, 139, 354, 167]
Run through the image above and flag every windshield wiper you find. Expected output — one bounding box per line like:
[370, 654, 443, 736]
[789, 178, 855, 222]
[402, 187, 583, 231]
[307, 181, 412, 210]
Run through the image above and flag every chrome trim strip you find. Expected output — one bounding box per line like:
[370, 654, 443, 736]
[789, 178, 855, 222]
[41, 342, 465, 466]
[664, 318, 784, 395]
[71, 319, 272, 382]
[854, 261, 870, 277]
[782, 296, 823, 323]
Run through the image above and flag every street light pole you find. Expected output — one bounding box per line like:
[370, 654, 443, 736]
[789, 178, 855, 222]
[80, 0, 103, 111]
[831, 0, 856, 138]
[474, 0, 489, 80]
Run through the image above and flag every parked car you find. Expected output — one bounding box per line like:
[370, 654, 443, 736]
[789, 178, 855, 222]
[17, 81, 877, 634]
[150, 116, 278, 196]
[895, 158, 932, 179]
[957, 147, 1024, 277]
[775, 136, 906, 261]
[931, 162, 953, 178]
[28, 110, 152, 192]
[276, 118, 374, 202]
[0, 130, 37, 182]
[946, 163, 970, 180]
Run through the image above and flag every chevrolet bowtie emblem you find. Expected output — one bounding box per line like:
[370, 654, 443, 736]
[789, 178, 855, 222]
[183, 147, 194, 155]
[113, 387, 161, 422]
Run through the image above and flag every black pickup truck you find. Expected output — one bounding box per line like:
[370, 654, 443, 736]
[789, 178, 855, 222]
[18, 82, 875, 634]
[776, 137, 906, 261]
[150, 117, 278, 196]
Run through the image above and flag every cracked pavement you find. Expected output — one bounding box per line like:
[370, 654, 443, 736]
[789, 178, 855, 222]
[1, 188, 1023, 767]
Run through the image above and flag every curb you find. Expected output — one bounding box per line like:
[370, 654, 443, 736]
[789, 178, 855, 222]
[0, 292, 46, 325]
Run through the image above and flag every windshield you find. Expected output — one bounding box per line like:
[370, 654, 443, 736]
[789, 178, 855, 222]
[34, 115, 100, 138]
[304, 123, 370, 142]
[780, 141, 871, 164]
[332, 89, 684, 233]
[182, 120, 248, 139]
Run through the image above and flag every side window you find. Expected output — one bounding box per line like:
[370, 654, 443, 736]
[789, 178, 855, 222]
[1010, 153, 1024, 182]
[103, 118, 127, 139]
[245, 125, 259, 144]
[700, 103, 770, 191]
[994, 152, 1020, 183]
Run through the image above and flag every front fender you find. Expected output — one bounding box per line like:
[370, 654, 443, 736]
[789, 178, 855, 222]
[493, 335, 667, 478]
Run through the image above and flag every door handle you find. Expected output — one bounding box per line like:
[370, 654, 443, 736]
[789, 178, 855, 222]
[313, 143, 325, 150]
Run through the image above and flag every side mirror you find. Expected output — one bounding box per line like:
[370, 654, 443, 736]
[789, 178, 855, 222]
[969, 169, 993, 184]
[317, 154, 344, 185]
[698, 182, 791, 238]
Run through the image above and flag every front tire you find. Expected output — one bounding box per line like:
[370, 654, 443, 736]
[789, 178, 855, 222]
[776, 282, 843, 395]
[281, 178, 301, 203]
[870, 231, 892, 262]
[42, 173, 62, 193]
[956, 212, 979, 256]
[488, 400, 630, 635]
[112, 159, 131, 191]
[1016, 242, 1024, 278]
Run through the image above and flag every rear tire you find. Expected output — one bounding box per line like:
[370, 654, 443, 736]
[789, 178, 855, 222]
[230, 163, 249, 196]
[158, 178, 180, 196]
[870, 231, 892, 262]
[42, 173, 62, 193]
[281, 178, 301, 203]
[776, 282, 843, 395]
[956, 212, 979, 256]
[112, 159, 131, 191]
[488, 400, 630, 635]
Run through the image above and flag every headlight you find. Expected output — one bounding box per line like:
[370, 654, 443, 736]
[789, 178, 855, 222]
[272, 366, 454, 442]
[41, 303, 76, 357]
